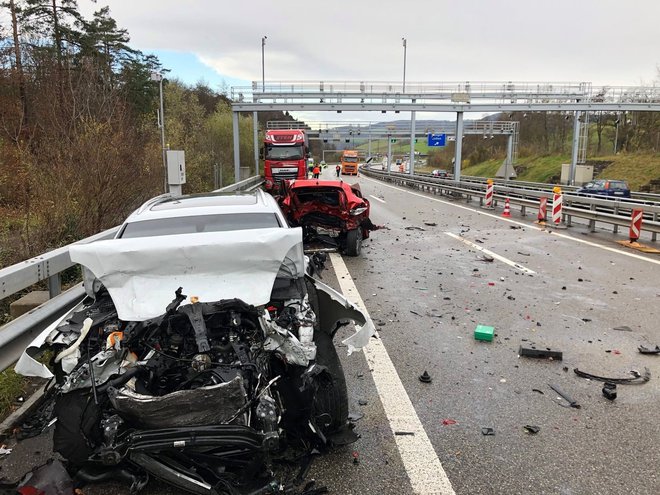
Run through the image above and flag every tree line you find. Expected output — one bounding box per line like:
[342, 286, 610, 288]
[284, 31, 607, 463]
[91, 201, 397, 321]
[0, 1, 264, 268]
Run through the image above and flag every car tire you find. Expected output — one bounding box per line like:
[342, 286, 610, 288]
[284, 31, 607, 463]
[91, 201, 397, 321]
[312, 324, 349, 434]
[344, 228, 362, 257]
[305, 280, 349, 435]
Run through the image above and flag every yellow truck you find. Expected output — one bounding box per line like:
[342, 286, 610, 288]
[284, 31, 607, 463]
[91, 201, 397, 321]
[341, 150, 359, 175]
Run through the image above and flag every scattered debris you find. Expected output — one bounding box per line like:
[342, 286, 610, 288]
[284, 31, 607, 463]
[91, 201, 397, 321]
[581, 318, 592, 323]
[474, 325, 495, 342]
[405, 226, 426, 231]
[410, 310, 422, 317]
[638, 345, 660, 355]
[573, 367, 651, 384]
[480, 255, 495, 263]
[602, 383, 617, 401]
[519, 346, 563, 361]
[358, 399, 369, 406]
[352, 451, 360, 465]
[0, 445, 12, 456]
[424, 222, 437, 227]
[548, 383, 581, 409]
[523, 425, 540, 434]
[348, 412, 364, 422]
[613, 326, 632, 332]
[531, 389, 545, 395]
[481, 427, 495, 436]
[419, 371, 432, 383]
[394, 431, 415, 436]
[442, 419, 458, 426]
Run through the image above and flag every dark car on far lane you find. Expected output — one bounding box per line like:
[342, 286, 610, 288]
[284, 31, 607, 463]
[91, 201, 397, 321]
[576, 179, 631, 198]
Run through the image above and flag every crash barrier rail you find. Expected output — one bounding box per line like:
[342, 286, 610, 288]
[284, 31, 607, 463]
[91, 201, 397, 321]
[361, 169, 660, 239]
[0, 175, 265, 373]
[454, 175, 660, 204]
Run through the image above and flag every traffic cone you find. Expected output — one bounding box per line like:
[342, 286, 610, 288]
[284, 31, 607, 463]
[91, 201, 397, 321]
[502, 198, 511, 217]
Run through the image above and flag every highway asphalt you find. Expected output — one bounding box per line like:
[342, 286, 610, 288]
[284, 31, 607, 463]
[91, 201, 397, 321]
[1, 167, 658, 494]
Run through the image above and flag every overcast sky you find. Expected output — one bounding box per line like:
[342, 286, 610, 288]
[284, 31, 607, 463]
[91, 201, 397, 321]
[80, 0, 659, 124]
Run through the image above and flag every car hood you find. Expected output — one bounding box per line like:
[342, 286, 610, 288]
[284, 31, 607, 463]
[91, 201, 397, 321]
[69, 228, 305, 321]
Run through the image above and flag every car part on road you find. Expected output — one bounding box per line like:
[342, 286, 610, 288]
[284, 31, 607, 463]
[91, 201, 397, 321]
[523, 425, 540, 434]
[548, 383, 581, 409]
[638, 345, 660, 354]
[418, 370, 432, 383]
[481, 427, 495, 436]
[573, 367, 651, 384]
[519, 346, 563, 361]
[613, 326, 633, 332]
[602, 383, 617, 401]
[441, 419, 457, 426]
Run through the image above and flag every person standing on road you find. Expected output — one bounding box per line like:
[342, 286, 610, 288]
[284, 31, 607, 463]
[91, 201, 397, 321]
[312, 165, 320, 179]
[335, 164, 341, 177]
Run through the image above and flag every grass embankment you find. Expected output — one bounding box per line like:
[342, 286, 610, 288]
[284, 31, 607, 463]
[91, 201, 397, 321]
[459, 153, 660, 189]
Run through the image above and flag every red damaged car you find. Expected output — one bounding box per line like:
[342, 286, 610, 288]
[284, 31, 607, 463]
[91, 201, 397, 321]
[279, 180, 378, 256]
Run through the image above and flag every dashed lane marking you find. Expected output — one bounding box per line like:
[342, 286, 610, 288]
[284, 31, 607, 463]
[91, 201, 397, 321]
[368, 194, 387, 204]
[330, 252, 456, 495]
[445, 232, 536, 274]
[359, 175, 660, 266]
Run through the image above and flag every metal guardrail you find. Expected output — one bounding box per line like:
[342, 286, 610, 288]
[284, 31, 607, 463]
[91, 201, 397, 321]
[454, 175, 660, 203]
[362, 169, 660, 238]
[0, 177, 265, 372]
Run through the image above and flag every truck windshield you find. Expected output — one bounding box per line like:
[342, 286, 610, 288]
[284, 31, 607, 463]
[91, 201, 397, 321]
[265, 144, 304, 160]
[343, 156, 358, 163]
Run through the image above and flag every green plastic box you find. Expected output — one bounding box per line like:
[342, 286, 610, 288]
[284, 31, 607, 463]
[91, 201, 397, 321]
[474, 325, 494, 342]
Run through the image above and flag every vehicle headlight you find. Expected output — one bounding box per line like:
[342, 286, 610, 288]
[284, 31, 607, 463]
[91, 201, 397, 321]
[350, 206, 368, 216]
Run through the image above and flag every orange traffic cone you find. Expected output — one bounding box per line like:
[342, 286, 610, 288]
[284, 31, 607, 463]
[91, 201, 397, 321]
[502, 198, 511, 217]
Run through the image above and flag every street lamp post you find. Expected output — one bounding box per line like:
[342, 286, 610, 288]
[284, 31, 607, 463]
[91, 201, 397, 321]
[151, 71, 167, 192]
[261, 36, 267, 91]
[402, 37, 407, 93]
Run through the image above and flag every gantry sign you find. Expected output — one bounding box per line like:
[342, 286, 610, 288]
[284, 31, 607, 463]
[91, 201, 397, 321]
[230, 81, 660, 183]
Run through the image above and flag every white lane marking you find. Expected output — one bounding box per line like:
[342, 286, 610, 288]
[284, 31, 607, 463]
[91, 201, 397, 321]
[445, 232, 536, 274]
[330, 253, 456, 495]
[369, 194, 387, 204]
[360, 175, 660, 266]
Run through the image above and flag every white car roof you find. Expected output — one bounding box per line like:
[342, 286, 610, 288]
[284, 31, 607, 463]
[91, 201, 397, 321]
[124, 189, 285, 224]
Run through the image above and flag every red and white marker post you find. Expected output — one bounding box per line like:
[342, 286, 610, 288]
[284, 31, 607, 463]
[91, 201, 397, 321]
[483, 179, 494, 209]
[551, 186, 565, 228]
[502, 198, 511, 217]
[629, 209, 644, 242]
[537, 197, 548, 223]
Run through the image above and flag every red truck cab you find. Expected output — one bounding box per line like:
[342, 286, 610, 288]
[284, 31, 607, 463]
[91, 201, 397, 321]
[263, 130, 309, 193]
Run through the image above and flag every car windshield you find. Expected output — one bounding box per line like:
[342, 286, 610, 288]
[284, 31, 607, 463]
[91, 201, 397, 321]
[119, 213, 281, 238]
[266, 144, 304, 160]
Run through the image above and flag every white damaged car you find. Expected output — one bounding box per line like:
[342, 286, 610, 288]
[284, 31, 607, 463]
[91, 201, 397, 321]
[15, 190, 374, 494]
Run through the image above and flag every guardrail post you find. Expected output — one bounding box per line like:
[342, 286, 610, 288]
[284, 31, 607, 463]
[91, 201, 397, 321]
[48, 273, 61, 298]
[232, 111, 241, 182]
[589, 204, 596, 232]
[653, 213, 658, 242]
[613, 205, 619, 233]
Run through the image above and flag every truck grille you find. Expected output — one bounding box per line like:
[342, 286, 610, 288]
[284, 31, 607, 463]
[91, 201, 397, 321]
[273, 135, 294, 142]
[272, 170, 299, 181]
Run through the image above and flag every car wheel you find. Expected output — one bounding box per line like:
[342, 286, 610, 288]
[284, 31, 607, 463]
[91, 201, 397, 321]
[312, 322, 349, 434]
[344, 228, 362, 257]
[305, 280, 349, 434]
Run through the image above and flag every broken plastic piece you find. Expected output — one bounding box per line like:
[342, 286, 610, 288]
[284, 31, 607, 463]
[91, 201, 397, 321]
[548, 383, 581, 409]
[523, 425, 540, 434]
[419, 371, 432, 383]
[441, 419, 457, 426]
[352, 451, 359, 465]
[519, 346, 563, 361]
[481, 427, 495, 436]
[638, 345, 660, 355]
[602, 382, 617, 401]
[574, 367, 650, 384]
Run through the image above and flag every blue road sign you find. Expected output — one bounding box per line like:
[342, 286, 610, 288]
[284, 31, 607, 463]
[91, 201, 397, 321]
[427, 134, 447, 147]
